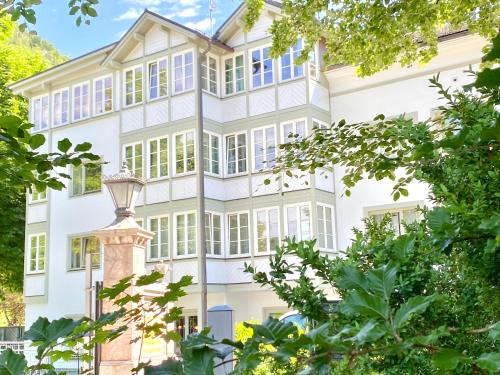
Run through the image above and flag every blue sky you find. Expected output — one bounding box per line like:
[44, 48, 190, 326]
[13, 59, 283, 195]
[32, 0, 242, 58]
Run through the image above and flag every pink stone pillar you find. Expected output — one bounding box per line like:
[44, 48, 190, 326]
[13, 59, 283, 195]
[94, 217, 154, 375]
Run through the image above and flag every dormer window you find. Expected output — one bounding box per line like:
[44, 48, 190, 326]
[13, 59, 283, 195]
[31, 95, 49, 131]
[280, 38, 304, 81]
[173, 51, 194, 94]
[124, 66, 143, 106]
[251, 46, 273, 88]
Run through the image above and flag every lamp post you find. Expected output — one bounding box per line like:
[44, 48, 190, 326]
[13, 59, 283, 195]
[93, 161, 154, 375]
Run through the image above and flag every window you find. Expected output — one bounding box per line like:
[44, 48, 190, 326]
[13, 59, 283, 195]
[148, 137, 168, 179]
[30, 186, 46, 203]
[31, 95, 49, 131]
[317, 204, 335, 250]
[370, 207, 420, 236]
[251, 46, 273, 88]
[309, 45, 318, 80]
[175, 131, 195, 175]
[201, 55, 217, 95]
[281, 38, 304, 81]
[149, 216, 169, 260]
[124, 142, 143, 178]
[226, 132, 247, 175]
[175, 212, 196, 256]
[203, 132, 220, 175]
[28, 233, 46, 273]
[72, 162, 102, 196]
[282, 119, 307, 143]
[312, 118, 329, 130]
[224, 54, 244, 95]
[173, 51, 193, 94]
[255, 207, 280, 253]
[125, 66, 143, 106]
[253, 126, 276, 171]
[175, 314, 198, 340]
[149, 59, 168, 100]
[53, 89, 69, 126]
[94, 75, 113, 115]
[73, 82, 90, 121]
[205, 212, 222, 256]
[285, 204, 311, 241]
[69, 236, 101, 270]
[228, 212, 250, 256]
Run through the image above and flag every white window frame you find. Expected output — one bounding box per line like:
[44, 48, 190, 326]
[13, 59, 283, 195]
[254, 206, 281, 255]
[93, 74, 113, 116]
[147, 136, 169, 180]
[205, 211, 223, 257]
[251, 125, 277, 172]
[284, 203, 312, 241]
[72, 81, 90, 122]
[123, 64, 144, 107]
[68, 235, 102, 271]
[224, 54, 245, 96]
[203, 131, 221, 177]
[27, 233, 46, 274]
[201, 54, 218, 95]
[172, 50, 194, 95]
[148, 57, 168, 101]
[148, 215, 169, 261]
[249, 45, 274, 89]
[312, 118, 329, 130]
[174, 211, 197, 258]
[29, 186, 47, 204]
[281, 118, 308, 144]
[279, 38, 305, 82]
[225, 131, 248, 177]
[173, 130, 196, 176]
[316, 203, 336, 252]
[226, 210, 251, 258]
[31, 94, 49, 131]
[123, 142, 144, 178]
[52, 88, 69, 126]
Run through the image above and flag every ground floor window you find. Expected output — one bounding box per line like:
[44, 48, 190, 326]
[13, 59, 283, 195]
[69, 236, 101, 270]
[175, 313, 198, 340]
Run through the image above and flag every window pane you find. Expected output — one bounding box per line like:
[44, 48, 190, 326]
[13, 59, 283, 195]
[71, 238, 82, 269]
[160, 217, 168, 258]
[85, 164, 102, 193]
[72, 165, 83, 196]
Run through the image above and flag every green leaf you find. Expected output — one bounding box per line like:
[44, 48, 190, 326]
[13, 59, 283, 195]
[476, 352, 500, 373]
[145, 359, 183, 375]
[74, 142, 92, 152]
[24, 317, 81, 351]
[432, 349, 462, 370]
[347, 320, 386, 344]
[393, 295, 436, 329]
[488, 321, 500, 342]
[29, 134, 46, 149]
[0, 349, 27, 375]
[136, 271, 163, 286]
[57, 138, 72, 153]
[366, 263, 398, 301]
[340, 290, 389, 320]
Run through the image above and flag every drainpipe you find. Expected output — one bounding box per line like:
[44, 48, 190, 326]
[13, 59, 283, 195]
[196, 40, 211, 328]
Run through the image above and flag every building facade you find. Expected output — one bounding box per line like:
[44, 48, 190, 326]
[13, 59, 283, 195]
[10, 1, 486, 354]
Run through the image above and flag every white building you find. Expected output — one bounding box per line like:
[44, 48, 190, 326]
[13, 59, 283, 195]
[10, 0, 485, 351]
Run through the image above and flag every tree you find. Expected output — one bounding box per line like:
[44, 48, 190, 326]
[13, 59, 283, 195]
[245, 0, 499, 76]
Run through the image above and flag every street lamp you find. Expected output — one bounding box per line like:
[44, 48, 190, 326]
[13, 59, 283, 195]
[103, 161, 145, 222]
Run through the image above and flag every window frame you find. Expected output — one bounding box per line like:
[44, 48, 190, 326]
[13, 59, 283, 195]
[312, 118, 329, 130]
[201, 54, 218, 96]
[70, 161, 102, 197]
[52, 87, 70, 126]
[253, 206, 281, 255]
[173, 130, 196, 177]
[174, 211, 197, 259]
[279, 38, 305, 82]
[205, 211, 223, 257]
[172, 49, 194, 95]
[281, 118, 308, 144]
[223, 53, 245, 96]
[147, 215, 170, 261]
[284, 202, 312, 242]
[72, 81, 91, 122]
[203, 131, 221, 177]
[251, 125, 277, 172]
[226, 210, 251, 258]
[31, 94, 49, 132]
[367, 204, 422, 236]
[93, 74, 113, 116]
[123, 141, 144, 178]
[27, 232, 46, 274]
[29, 185, 47, 204]
[316, 203, 336, 252]
[68, 234, 102, 271]
[249, 45, 274, 90]
[147, 135, 169, 181]
[148, 57, 168, 101]
[123, 64, 144, 107]
[224, 131, 248, 177]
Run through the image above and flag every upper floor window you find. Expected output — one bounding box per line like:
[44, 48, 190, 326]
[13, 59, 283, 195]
[282, 118, 307, 143]
[369, 207, 420, 236]
[201, 55, 217, 95]
[94, 75, 113, 115]
[149, 216, 169, 261]
[228, 212, 250, 256]
[148, 137, 168, 179]
[317, 204, 335, 250]
[69, 235, 101, 270]
[281, 38, 304, 81]
[285, 204, 311, 241]
[175, 131, 195, 175]
[124, 142, 143, 178]
[205, 212, 222, 256]
[32, 95, 49, 131]
[224, 55, 244, 95]
[251, 46, 273, 88]
[309, 45, 318, 80]
[312, 118, 329, 130]
[73, 82, 90, 121]
[53, 89, 69, 126]
[255, 207, 280, 253]
[203, 132, 220, 175]
[125, 66, 143, 106]
[28, 233, 45, 273]
[72, 162, 102, 196]
[226, 132, 247, 176]
[173, 51, 194, 94]
[175, 212, 196, 256]
[30, 185, 47, 203]
[149, 58, 168, 100]
[253, 126, 276, 171]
